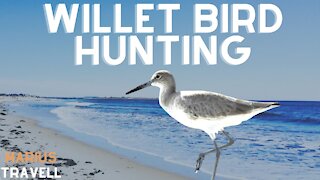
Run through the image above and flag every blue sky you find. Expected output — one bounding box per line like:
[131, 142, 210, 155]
[0, 0, 319, 100]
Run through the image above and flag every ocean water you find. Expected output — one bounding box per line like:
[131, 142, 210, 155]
[6, 98, 320, 180]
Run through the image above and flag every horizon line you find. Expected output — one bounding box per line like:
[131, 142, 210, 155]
[1, 93, 319, 102]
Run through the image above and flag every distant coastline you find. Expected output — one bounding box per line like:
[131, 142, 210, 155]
[1, 93, 319, 102]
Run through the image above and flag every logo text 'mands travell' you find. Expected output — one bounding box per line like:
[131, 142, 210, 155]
[1, 151, 61, 179]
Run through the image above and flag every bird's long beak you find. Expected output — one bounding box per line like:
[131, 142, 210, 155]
[125, 81, 152, 95]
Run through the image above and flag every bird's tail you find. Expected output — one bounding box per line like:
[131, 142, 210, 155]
[269, 102, 280, 107]
[253, 101, 280, 109]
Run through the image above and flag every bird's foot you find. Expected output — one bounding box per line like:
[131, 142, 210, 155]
[195, 153, 205, 173]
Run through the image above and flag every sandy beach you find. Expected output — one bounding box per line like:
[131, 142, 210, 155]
[0, 97, 188, 180]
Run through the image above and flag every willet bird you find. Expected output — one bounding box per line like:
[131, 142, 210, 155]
[125, 70, 279, 180]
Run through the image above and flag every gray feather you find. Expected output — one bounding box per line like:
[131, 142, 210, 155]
[173, 91, 272, 120]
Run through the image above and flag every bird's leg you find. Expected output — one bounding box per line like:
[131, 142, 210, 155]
[212, 141, 220, 180]
[195, 153, 205, 173]
[220, 131, 235, 149]
[211, 132, 234, 180]
[195, 131, 234, 173]
[195, 148, 216, 173]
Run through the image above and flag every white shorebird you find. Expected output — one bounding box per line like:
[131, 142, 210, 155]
[126, 70, 279, 180]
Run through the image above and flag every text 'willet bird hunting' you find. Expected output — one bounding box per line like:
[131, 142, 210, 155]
[125, 70, 279, 180]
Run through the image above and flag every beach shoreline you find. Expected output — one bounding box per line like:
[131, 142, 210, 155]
[2, 96, 317, 180]
[0, 97, 189, 180]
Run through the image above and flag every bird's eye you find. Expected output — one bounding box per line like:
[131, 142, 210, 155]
[155, 75, 161, 79]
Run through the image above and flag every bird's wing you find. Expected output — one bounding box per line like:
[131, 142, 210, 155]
[175, 91, 255, 120]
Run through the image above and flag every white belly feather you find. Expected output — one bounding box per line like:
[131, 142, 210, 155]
[162, 104, 277, 140]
